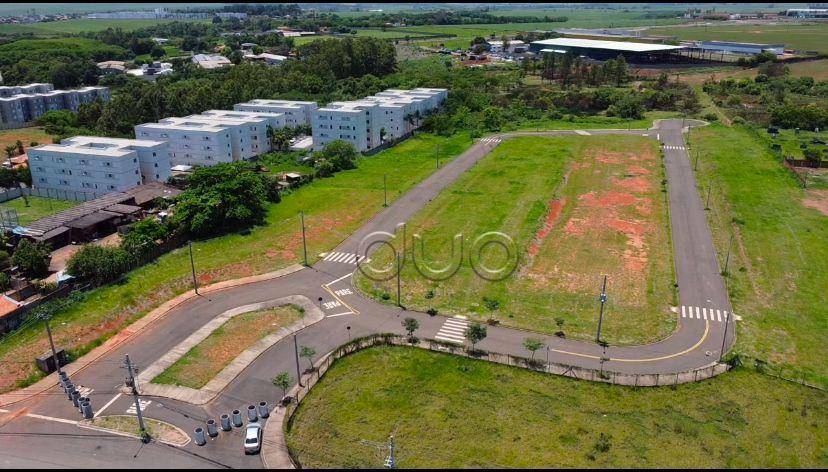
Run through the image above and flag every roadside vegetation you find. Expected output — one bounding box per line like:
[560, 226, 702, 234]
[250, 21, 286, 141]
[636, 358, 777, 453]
[688, 124, 828, 388]
[152, 305, 303, 389]
[357, 135, 673, 343]
[287, 346, 827, 468]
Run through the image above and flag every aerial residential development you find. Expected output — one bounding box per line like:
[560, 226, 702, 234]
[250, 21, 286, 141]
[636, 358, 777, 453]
[0, 2, 825, 470]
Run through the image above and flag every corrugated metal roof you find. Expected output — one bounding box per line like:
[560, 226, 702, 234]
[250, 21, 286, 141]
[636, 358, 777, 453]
[532, 38, 684, 53]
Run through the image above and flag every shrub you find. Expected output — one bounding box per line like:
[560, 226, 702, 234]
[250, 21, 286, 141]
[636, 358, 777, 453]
[0, 272, 10, 291]
[120, 217, 169, 259]
[12, 239, 51, 279]
[66, 244, 131, 284]
[702, 113, 719, 122]
[426, 307, 438, 316]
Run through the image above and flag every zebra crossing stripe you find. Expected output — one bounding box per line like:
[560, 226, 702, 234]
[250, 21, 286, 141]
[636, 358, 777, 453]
[323, 252, 361, 265]
[680, 305, 734, 323]
[435, 317, 469, 343]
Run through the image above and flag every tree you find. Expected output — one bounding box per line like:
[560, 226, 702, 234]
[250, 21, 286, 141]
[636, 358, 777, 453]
[12, 239, 52, 279]
[14, 140, 23, 155]
[66, 244, 131, 284]
[299, 346, 316, 371]
[120, 217, 168, 259]
[522, 338, 545, 359]
[464, 323, 487, 350]
[150, 44, 166, 59]
[402, 317, 419, 340]
[313, 140, 358, 178]
[613, 54, 628, 86]
[172, 162, 269, 236]
[272, 372, 291, 398]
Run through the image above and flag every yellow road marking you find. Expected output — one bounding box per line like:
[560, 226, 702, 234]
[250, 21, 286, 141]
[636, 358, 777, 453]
[321, 276, 360, 316]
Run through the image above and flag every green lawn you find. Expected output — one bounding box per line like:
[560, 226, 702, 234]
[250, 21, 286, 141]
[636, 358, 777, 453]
[152, 305, 303, 389]
[356, 135, 675, 344]
[688, 124, 828, 387]
[0, 132, 473, 393]
[647, 23, 828, 54]
[286, 346, 827, 468]
[0, 196, 78, 226]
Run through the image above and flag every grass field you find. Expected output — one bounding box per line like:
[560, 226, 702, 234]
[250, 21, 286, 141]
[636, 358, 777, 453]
[0, 18, 209, 36]
[688, 124, 828, 387]
[357, 135, 675, 344]
[0, 127, 52, 151]
[0, 132, 474, 393]
[286, 346, 827, 468]
[646, 23, 828, 54]
[0, 196, 78, 226]
[152, 305, 303, 389]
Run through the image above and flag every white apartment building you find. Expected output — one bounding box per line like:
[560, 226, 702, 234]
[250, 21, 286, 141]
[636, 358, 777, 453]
[135, 120, 234, 168]
[192, 54, 232, 69]
[234, 99, 317, 127]
[0, 84, 110, 128]
[28, 136, 170, 195]
[311, 88, 448, 152]
[312, 100, 381, 152]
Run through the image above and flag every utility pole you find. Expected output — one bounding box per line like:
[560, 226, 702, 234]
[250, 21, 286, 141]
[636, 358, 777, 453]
[396, 253, 402, 308]
[300, 211, 308, 266]
[383, 174, 388, 207]
[43, 316, 62, 377]
[705, 185, 711, 209]
[293, 334, 303, 387]
[188, 241, 199, 295]
[384, 435, 396, 469]
[123, 355, 149, 443]
[719, 309, 730, 362]
[722, 234, 734, 277]
[694, 149, 699, 171]
[596, 275, 608, 344]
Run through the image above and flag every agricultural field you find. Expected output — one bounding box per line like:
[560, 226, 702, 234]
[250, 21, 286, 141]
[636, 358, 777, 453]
[286, 346, 827, 468]
[0, 196, 78, 227]
[357, 135, 675, 344]
[646, 23, 828, 54]
[152, 305, 303, 389]
[0, 132, 474, 393]
[0, 18, 209, 36]
[688, 124, 828, 387]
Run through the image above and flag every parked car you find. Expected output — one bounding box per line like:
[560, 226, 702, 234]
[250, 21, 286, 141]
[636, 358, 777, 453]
[244, 423, 262, 454]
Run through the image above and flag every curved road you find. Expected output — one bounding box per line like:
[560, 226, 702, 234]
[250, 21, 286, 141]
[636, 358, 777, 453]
[0, 120, 734, 468]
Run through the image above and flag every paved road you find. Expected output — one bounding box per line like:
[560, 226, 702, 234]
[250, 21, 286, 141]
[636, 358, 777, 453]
[0, 120, 735, 467]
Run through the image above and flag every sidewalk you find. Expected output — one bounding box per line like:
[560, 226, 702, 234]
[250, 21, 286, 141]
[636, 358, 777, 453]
[0, 264, 305, 408]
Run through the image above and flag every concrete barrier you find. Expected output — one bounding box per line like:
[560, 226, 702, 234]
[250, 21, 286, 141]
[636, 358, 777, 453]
[194, 427, 206, 446]
[220, 414, 231, 431]
[232, 409, 243, 427]
[258, 401, 269, 419]
[81, 401, 93, 420]
[206, 419, 218, 437]
[247, 405, 258, 422]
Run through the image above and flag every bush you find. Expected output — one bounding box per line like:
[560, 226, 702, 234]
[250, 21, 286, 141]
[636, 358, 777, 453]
[0, 272, 10, 291]
[702, 113, 719, 122]
[803, 148, 824, 163]
[12, 239, 51, 279]
[120, 217, 169, 259]
[66, 244, 131, 284]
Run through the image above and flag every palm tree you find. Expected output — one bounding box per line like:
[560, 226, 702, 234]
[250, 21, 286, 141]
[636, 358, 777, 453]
[15, 140, 24, 155]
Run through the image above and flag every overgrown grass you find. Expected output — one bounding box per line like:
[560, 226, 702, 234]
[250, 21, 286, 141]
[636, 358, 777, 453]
[357, 135, 675, 343]
[152, 305, 302, 389]
[0, 132, 473, 393]
[646, 23, 828, 54]
[287, 346, 827, 468]
[0, 196, 78, 226]
[688, 124, 828, 387]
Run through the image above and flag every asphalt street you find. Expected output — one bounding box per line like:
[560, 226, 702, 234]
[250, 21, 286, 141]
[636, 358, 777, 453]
[0, 120, 735, 468]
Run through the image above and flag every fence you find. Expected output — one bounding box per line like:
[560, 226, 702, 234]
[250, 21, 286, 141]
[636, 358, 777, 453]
[282, 333, 730, 465]
[0, 284, 75, 334]
[0, 187, 106, 204]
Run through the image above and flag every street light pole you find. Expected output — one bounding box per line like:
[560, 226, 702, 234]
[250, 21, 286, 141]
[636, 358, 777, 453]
[188, 241, 199, 296]
[293, 334, 303, 387]
[124, 354, 149, 443]
[383, 174, 388, 207]
[723, 234, 734, 277]
[300, 211, 308, 267]
[705, 186, 711, 210]
[43, 317, 62, 377]
[596, 275, 608, 344]
[396, 253, 402, 308]
[719, 309, 730, 362]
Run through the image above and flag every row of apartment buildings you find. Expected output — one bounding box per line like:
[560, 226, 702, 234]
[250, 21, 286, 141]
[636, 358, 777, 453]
[26, 88, 446, 196]
[312, 88, 448, 152]
[0, 83, 110, 129]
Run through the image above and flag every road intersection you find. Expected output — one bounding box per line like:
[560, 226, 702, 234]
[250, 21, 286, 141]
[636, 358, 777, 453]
[0, 119, 735, 468]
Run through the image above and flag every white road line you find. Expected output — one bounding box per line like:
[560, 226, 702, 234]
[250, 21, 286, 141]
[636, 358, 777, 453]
[26, 413, 78, 425]
[702, 307, 707, 320]
[716, 309, 722, 322]
[327, 311, 355, 318]
[694, 306, 700, 319]
[0, 408, 9, 413]
[327, 273, 352, 286]
[681, 305, 686, 317]
[94, 393, 122, 418]
[575, 130, 591, 136]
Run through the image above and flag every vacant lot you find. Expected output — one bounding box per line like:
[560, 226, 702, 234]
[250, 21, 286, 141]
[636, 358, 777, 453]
[357, 135, 675, 344]
[287, 346, 827, 468]
[0, 196, 78, 227]
[0, 132, 473, 393]
[0, 127, 52, 151]
[152, 305, 303, 389]
[647, 23, 828, 54]
[689, 124, 828, 387]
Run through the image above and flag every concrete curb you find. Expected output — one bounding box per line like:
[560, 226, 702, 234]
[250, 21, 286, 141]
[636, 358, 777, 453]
[138, 295, 324, 405]
[0, 264, 305, 408]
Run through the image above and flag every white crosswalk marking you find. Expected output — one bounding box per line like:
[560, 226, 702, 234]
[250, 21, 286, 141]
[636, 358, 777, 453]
[323, 251, 361, 265]
[663, 145, 686, 151]
[680, 305, 735, 323]
[434, 317, 469, 343]
[126, 399, 152, 415]
[574, 130, 591, 136]
[77, 386, 93, 397]
[480, 137, 501, 145]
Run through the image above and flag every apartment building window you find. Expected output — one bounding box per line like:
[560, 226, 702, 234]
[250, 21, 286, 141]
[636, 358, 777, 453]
[38, 177, 47, 183]
[133, 158, 137, 163]
[160, 133, 168, 138]
[104, 161, 112, 167]
[79, 159, 87, 165]
[82, 182, 93, 189]
[107, 173, 115, 179]
[203, 136, 210, 141]
[109, 185, 116, 190]
[135, 170, 139, 174]
[36, 167, 44, 172]
[154, 163, 158, 167]
[59, 180, 69, 186]
[152, 152, 156, 157]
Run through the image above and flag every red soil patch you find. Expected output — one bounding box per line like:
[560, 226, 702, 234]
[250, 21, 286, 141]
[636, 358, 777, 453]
[528, 198, 566, 258]
[613, 175, 652, 194]
[578, 190, 638, 208]
[803, 189, 828, 216]
[627, 165, 651, 175]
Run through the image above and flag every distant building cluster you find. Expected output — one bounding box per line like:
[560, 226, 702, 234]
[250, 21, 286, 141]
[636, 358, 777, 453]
[0, 83, 110, 129]
[312, 88, 448, 152]
[27, 89, 447, 196]
[86, 8, 247, 20]
[192, 54, 233, 70]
